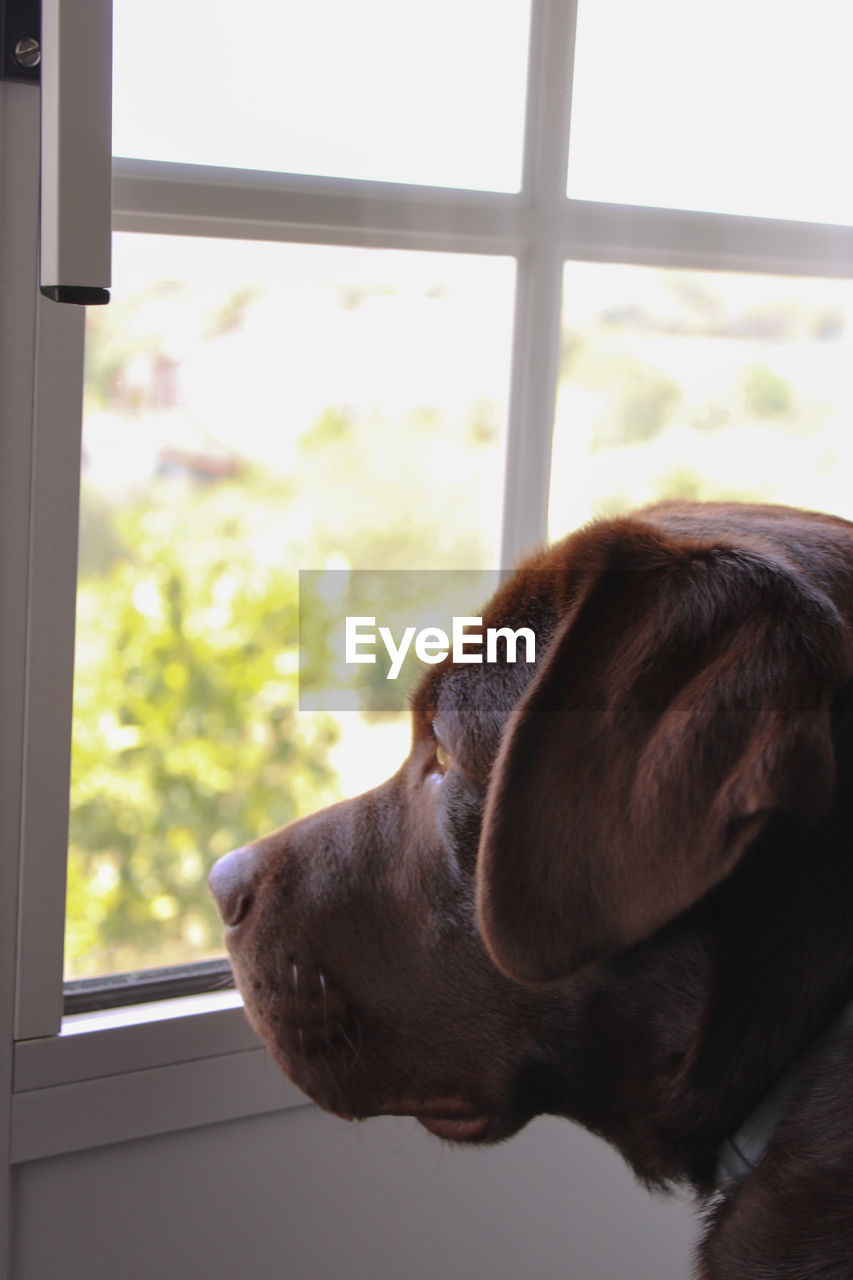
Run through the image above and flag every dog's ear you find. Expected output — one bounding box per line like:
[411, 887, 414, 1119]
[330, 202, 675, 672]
[476, 520, 848, 984]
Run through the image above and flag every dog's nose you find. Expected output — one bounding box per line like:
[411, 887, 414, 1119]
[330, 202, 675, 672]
[208, 845, 262, 927]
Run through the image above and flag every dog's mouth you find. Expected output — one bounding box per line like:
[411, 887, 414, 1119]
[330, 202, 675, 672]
[377, 1098, 491, 1143]
[415, 1112, 490, 1142]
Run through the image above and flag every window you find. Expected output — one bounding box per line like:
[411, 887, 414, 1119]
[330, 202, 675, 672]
[550, 263, 853, 538]
[6, 0, 853, 1165]
[61, 0, 534, 1001]
[112, 0, 531, 190]
[69, 235, 515, 981]
[568, 0, 853, 225]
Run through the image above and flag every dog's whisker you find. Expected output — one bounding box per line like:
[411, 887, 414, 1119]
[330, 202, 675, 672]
[337, 1021, 364, 1076]
[318, 969, 330, 1045]
[317, 1053, 339, 1096]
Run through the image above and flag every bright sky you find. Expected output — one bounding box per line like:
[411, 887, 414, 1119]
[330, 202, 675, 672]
[111, 0, 531, 191]
[569, 0, 853, 225]
[112, 0, 853, 225]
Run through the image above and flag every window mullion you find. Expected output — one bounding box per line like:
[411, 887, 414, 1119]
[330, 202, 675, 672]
[500, 0, 579, 565]
[560, 198, 853, 279]
[111, 159, 531, 256]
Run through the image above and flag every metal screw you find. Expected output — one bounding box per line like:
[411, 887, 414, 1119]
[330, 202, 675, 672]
[14, 36, 41, 70]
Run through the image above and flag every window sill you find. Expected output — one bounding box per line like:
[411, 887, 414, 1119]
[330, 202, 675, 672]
[11, 989, 308, 1164]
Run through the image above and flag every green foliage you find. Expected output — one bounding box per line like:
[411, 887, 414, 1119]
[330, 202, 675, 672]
[559, 326, 682, 450]
[579, 348, 682, 449]
[299, 404, 355, 451]
[741, 364, 795, 418]
[599, 362, 682, 447]
[203, 285, 265, 340]
[67, 484, 340, 977]
[67, 387, 501, 976]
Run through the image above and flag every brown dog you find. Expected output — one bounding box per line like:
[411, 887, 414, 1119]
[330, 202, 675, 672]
[209, 501, 853, 1279]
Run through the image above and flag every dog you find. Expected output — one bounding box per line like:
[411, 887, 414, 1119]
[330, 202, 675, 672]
[209, 501, 853, 1279]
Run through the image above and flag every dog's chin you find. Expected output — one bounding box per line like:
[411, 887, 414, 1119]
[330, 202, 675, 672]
[288, 1070, 506, 1144]
[262, 1036, 515, 1145]
[234, 972, 528, 1147]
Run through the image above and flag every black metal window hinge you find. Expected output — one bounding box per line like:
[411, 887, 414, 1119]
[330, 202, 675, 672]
[0, 0, 40, 83]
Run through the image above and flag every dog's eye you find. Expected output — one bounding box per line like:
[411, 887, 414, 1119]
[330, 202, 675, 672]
[435, 741, 452, 774]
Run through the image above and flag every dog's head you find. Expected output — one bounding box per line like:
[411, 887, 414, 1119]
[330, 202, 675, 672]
[209, 505, 851, 1146]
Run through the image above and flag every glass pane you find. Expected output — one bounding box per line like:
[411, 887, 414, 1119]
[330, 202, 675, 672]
[113, 0, 531, 193]
[549, 262, 853, 539]
[568, 0, 853, 225]
[68, 234, 514, 979]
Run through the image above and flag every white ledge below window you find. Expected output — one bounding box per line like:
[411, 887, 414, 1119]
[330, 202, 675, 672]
[11, 990, 309, 1164]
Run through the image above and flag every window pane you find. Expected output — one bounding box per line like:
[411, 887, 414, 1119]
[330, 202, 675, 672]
[68, 234, 514, 979]
[113, 0, 531, 193]
[568, 0, 853, 225]
[549, 262, 853, 539]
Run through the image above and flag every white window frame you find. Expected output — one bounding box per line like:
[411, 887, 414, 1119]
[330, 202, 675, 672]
[4, 0, 853, 1199]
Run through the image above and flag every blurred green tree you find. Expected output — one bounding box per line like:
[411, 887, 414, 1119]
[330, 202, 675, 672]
[66, 485, 340, 977]
[741, 364, 795, 419]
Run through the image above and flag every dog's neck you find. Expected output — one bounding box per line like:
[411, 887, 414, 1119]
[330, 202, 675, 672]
[715, 995, 853, 1188]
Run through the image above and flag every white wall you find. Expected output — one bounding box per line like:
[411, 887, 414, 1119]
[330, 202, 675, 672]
[14, 1106, 695, 1279]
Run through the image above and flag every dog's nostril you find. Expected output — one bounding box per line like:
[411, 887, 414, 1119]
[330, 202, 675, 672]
[208, 846, 259, 927]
